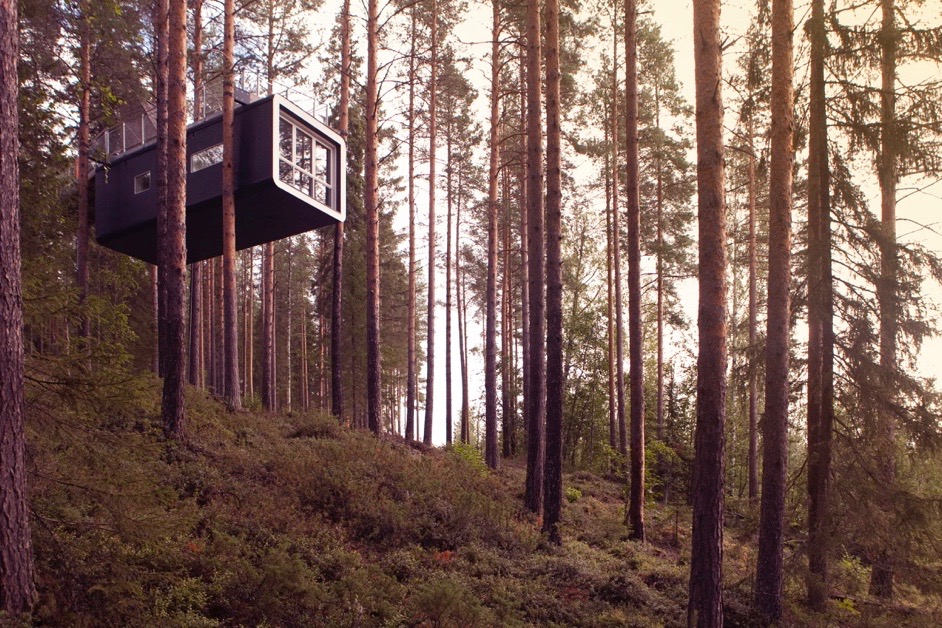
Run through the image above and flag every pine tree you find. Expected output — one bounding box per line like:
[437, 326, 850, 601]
[221, 0, 241, 411]
[687, 0, 727, 623]
[0, 0, 37, 610]
[754, 0, 794, 618]
[523, 0, 545, 514]
[624, 0, 645, 542]
[161, 0, 188, 438]
[543, 0, 563, 543]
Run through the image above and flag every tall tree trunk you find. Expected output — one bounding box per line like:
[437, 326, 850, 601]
[245, 249, 254, 400]
[215, 257, 224, 395]
[188, 0, 204, 388]
[502, 169, 515, 457]
[332, 0, 350, 422]
[76, 11, 91, 339]
[188, 265, 202, 386]
[611, 21, 627, 464]
[523, 0, 546, 514]
[687, 0, 727, 624]
[605, 120, 617, 463]
[458, 161, 470, 443]
[871, 0, 898, 599]
[405, 9, 417, 442]
[806, 0, 834, 608]
[262, 243, 275, 410]
[654, 81, 665, 442]
[746, 113, 758, 501]
[222, 0, 242, 411]
[624, 0, 645, 542]
[543, 0, 563, 543]
[485, 0, 500, 469]
[365, 0, 382, 434]
[203, 259, 212, 390]
[445, 111, 454, 446]
[155, 0, 169, 377]
[151, 265, 159, 373]
[423, 1, 439, 445]
[288, 247, 295, 413]
[161, 0, 188, 438]
[755, 0, 794, 617]
[0, 1, 37, 609]
[518, 48, 530, 454]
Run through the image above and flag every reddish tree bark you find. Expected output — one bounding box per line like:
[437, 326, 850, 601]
[161, 0, 189, 438]
[0, 0, 38, 610]
[687, 0, 728, 624]
[221, 0, 241, 411]
[155, 0, 169, 376]
[755, 0, 794, 617]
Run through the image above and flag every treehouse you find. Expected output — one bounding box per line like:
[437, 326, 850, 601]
[93, 94, 346, 265]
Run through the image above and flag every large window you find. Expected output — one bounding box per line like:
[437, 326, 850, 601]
[279, 115, 331, 207]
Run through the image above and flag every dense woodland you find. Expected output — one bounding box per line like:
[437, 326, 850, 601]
[1, 0, 942, 624]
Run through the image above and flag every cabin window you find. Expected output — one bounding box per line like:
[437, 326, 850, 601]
[190, 143, 224, 173]
[134, 171, 151, 194]
[279, 115, 332, 206]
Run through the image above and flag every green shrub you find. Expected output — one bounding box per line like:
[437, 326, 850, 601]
[565, 487, 583, 503]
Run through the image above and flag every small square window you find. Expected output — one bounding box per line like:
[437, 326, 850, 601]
[134, 171, 151, 194]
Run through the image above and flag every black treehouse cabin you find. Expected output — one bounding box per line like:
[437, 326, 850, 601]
[94, 94, 346, 264]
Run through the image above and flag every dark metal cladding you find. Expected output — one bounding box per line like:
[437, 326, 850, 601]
[94, 95, 346, 265]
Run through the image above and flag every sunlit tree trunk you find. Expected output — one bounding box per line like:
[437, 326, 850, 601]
[161, 0, 188, 438]
[221, 0, 241, 411]
[155, 0, 169, 376]
[687, 0, 727, 623]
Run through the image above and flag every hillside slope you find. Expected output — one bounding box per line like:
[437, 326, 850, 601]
[14, 377, 939, 626]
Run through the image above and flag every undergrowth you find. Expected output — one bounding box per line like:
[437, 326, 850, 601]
[14, 374, 942, 626]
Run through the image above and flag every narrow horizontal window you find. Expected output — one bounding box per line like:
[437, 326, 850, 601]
[134, 171, 151, 194]
[190, 143, 224, 173]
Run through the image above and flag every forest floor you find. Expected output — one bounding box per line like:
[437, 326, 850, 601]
[13, 376, 940, 626]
